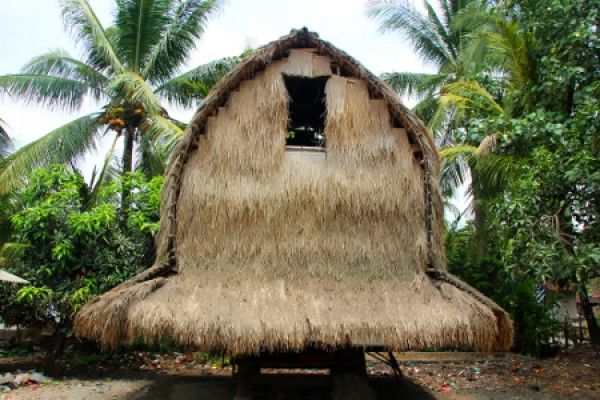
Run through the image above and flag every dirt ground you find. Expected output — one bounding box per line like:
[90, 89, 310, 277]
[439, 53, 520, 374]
[0, 346, 598, 399]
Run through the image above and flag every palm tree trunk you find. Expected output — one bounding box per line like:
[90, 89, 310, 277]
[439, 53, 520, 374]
[469, 167, 489, 260]
[121, 125, 135, 209]
[122, 126, 135, 175]
[579, 286, 600, 345]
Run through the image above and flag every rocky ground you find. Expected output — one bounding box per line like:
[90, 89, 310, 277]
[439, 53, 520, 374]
[0, 346, 598, 399]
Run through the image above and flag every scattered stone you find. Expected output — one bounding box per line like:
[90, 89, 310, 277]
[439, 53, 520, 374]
[13, 372, 29, 386]
[28, 371, 47, 384]
[0, 373, 13, 385]
[466, 367, 481, 381]
[96, 383, 109, 393]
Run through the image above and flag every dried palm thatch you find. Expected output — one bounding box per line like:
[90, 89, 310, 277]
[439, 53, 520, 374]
[75, 29, 513, 354]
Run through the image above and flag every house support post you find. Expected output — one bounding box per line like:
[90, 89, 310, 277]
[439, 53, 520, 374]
[233, 359, 259, 400]
[330, 349, 375, 400]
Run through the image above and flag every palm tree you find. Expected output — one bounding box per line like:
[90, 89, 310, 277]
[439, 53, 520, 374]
[368, 1, 537, 212]
[431, 11, 540, 253]
[367, 0, 486, 131]
[435, 12, 540, 156]
[0, 0, 240, 194]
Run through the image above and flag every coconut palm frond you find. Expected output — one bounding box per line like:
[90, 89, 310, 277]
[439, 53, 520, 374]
[136, 115, 188, 175]
[114, 0, 170, 72]
[381, 71, 435, 98]
[136, 134, 170, 177]
[22, 49, 109, 85]
[450, 0, 493, 34]
[442, 144, 518, 200]
[156, 56, 240, 107]
[488, 21, 532, 83]
[440, 144, 478, 162]
[423, 0, 456, 60]
[140, 115, 184, 152]
[440, 80, 504, 116]
[439, 143, 475, 198]
[410, 94, 437, 123]
[60, 0, 124, 73]
[483, 21, 537, 108]
[0, 74, 95, 111]
[107, 71, 163, 114]
[471, 152, 519, 196]
[0, 114, 100, 194]
[422, 70, 452, 89]
[142, 0, 224, 82]
[86, 133, 119, 208]
[21, 49, 108, 100]
[459, 32, 491, 69]
[168, 117, 188, 130]
[0, 118, 12, 158]
[427, 88, 460, 136]
[439, 0, 454, 28]
[442, 155, 470, 189]
[367, 0, 454, 66]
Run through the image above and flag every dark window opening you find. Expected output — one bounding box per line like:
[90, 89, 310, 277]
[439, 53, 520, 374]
[283, 75, 328, 147]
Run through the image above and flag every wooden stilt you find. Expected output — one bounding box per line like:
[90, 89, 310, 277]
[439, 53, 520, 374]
[233, 359, 259, 400]
[330, 349, 375, 400]
[330, 348, 367, 376]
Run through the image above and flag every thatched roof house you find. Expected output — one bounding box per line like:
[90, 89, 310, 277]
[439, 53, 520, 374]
[75, 29, 513, 354]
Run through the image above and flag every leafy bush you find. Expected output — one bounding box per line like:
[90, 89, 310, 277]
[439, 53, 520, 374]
[446, 223, 561, 356]
[0, 165, 162, 329]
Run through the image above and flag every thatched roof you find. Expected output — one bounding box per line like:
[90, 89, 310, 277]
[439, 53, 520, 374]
[75, 29, 513, 354]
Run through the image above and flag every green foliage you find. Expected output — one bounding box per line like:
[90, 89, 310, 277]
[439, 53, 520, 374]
[440, 0, 600, 349]
[0, 165, 162, 328]
[446, 223, 561, 355]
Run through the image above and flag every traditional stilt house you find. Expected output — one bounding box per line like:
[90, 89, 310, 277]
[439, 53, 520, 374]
[75, 29, 512, 364]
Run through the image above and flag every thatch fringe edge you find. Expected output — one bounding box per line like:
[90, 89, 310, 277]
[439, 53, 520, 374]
[74, 269, 513, 352]
[426, 269, 514, 350]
